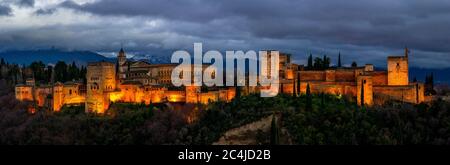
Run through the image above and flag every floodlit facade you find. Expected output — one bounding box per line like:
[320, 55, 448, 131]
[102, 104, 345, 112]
[15, 48, 426, 113]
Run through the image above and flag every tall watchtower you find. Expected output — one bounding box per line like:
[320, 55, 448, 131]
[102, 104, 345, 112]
[118, 48, 127, 66]
[85, 62, 116, 114]
[117, 48, 127, 79]
[387, 47, 409, 86]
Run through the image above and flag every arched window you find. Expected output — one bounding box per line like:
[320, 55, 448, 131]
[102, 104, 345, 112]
[91, 83, 99, 91]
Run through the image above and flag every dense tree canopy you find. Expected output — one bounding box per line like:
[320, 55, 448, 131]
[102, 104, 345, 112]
[0, 59, 87, 85]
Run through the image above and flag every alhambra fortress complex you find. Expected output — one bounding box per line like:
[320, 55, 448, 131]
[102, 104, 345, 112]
[15, 48, 426, 113]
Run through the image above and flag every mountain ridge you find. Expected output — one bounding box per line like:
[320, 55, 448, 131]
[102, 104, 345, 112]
[0, 49, 113, 66]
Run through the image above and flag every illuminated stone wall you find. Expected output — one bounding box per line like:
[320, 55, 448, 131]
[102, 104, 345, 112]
[119, 84, 143, 103]
[34, 86, 52, 107]
[199, 92, 219, 104]
[364, 64, 374, 72]
[15, 83, 84, 111]
[299, 69, 364, 83]
[299, 71, 325, 81]
[151, 90, 166, 103]
[368, 71, 388, 85]
[357, 76, 373, 106]
[417, 83, 425, 103]
[218, 89, 228, 101]
[285, 69, 294, 80]
[387, 56, 409, 86]
[281, 82, 294, 94]
[15, 85, 34, 101]
[335, 69, 356, 82]
[373, 83, 425, 104]
[86, 62, 116, 114]
[226, 87, 236, 102]
[53, 83, 64, 111]
[325, 70, 336, 82]
[185, 86, 235, 104]
[299, 81, 356, 97]
[165, 91, 186, 103]
[186, 86, 200, 103]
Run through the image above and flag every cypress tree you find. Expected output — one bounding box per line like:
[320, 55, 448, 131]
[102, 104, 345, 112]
[360, 80, 365, 106]
[323, 55, 330, 69]
[429, 72, 436, 95]
[307, 54, 313, 70]
[351, 61, 357, 68]
[236, 86, 241, 99]
[338, 52, 342, 67]
[280, 83, 284, 94]
[306, 83, 312, 111]
[297, 73, 300, 94]
[270, 115, 280, 145]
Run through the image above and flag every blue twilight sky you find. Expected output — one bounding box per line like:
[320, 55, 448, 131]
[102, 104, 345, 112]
[0, 0, 449, 68]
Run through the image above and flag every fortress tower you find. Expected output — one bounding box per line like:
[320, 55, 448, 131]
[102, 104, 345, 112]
[357, 75, 373, 106]
[387, 47, 409, 86]
[85, 62, 116, 114]
[117, 48, 127, 79]
[118, 48, 127, 66]
[52, 82, 64, 111]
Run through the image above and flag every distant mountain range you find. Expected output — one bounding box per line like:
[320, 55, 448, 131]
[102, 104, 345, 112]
[0, 49, 113, 66]
[0, 49, 171, 66]
[0, 49, 448, 84]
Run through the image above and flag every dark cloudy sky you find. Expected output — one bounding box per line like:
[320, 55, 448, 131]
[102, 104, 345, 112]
[0, 0, 449, 68]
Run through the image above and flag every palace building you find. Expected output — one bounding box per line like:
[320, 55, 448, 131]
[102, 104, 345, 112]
[15, 48, 426, 113]
[290, 48, 425, 105]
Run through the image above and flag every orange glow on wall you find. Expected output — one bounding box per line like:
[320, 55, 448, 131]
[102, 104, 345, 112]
[109, 92, 124, 102]
[166, 91, 186, 103]
[15, 86, 34, 101]
[168, 95, 180, 102]
[14, 48, 427, 113]
[285, 69, 294, 80]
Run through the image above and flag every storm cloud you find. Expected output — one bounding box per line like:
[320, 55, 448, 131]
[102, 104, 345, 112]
[0, 5, 12, 16]
[0, 0, 449, 68]
[17, 0, 35, 7]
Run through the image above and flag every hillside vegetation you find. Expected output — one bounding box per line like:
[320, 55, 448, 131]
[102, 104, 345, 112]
[0, 79, 449, 145]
